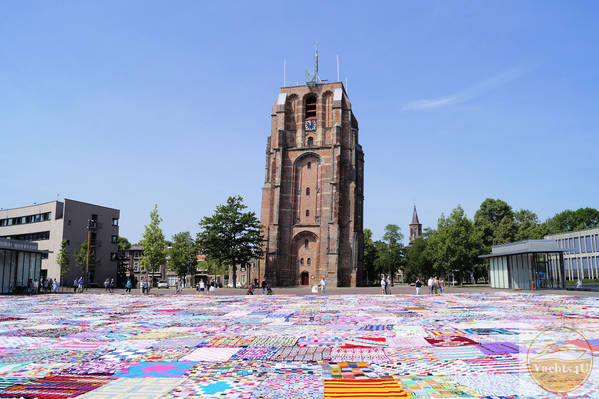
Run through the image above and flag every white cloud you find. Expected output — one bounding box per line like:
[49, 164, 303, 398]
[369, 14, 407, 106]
[402, 65, 533, 111]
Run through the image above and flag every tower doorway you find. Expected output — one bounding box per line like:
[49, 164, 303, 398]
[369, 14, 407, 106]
[301, 271, 309, 285]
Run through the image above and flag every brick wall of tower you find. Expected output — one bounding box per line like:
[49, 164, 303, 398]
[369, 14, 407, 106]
[260, 82, 364, 287]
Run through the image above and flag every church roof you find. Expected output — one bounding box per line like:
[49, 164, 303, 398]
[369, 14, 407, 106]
[411, 205, 420, 225]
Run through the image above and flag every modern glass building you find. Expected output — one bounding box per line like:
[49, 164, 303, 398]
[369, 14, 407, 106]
[480, 240, 566, 290]
[545, 228, 599, 281]
[0, 238, 47, 294]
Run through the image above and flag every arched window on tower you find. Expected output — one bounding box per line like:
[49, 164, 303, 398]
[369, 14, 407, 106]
[300, 258, 304, 265]
[305, 94, 317, 120]
[306, 187, 310, 196]
[306, 209, 310, 217]
[307, 258, 311, 265]
[307, 137, 314, 146]
[305, 239, 309, 249]
[307, 161, 311, 169]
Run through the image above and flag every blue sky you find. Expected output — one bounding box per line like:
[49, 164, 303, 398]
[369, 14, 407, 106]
[1, 1, 598, 243]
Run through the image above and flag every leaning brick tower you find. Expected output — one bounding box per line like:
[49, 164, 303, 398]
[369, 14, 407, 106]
[259, 57, 364, 287]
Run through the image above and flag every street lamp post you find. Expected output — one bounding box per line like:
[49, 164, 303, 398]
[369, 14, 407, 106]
[85, 219, 96, 290]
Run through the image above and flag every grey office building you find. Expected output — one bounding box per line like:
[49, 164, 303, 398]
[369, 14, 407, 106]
[545, 228, 599, 281]
[0, 199, 120, 286]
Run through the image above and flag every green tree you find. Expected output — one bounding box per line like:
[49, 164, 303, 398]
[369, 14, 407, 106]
[546, 208, 599, 233]
[474, 198, 515, 249]
[202, 257, 227, 282]
[169, 232, 197, 279]
[363, 229, 378, 285]
[514, 209, 550, 240]
[197, 196, 263, 288]
[117, 236, 132, 251]
[404, 228, 434, 283]
[372, 240, 391, 279]
[56, 239, 70, 280]
[382, 224, 405, 282]
[428, 205, 483, 285]
[494, 216, 517, 244]
[140, 204, 167, 283]
[74, 242, 96, 285]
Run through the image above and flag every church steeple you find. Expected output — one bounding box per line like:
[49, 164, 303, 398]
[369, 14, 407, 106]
[411, 205, 420, 225]
[409, 205, 423, 245]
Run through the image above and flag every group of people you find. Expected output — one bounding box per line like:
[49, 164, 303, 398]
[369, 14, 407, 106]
[247, 279, 273, 295]
[73, 277, 84, 293]
[103, 278, 116, 293]
[25, 278, 60, 295]
[311, 278, 327, 294]
[40, 278, 60, 293]
[195, 279, 217, 294]
[380, 275, 392, 295]
[139, 278, 152, 294]
[414, 277, 445, 295]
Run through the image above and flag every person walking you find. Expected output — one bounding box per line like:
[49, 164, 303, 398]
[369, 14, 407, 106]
[385, 276, 392, 295]
[427, 277, 434, 295]
[104, 279, 109, 292]
[261, 280, 267, 294]
[439, 278, 445, 294]
[381, 276, 386, 295]
[73, 278, 78, 293]
[320, 277, 327, 294]
[109, 278, 115, 293]
[433, 277, 439, 294]
[125, 279, 132, 293]
[199, 279, 205, 294]
[415, 279, 422, 295]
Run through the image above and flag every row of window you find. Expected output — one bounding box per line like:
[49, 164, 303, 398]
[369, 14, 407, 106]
[565, 256, 599, 270]
[0, 212, 51, 227]
[0, 231, 50, 241]
[555, 234, 599, 254]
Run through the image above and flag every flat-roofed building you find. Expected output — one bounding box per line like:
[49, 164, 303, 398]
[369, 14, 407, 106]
[0, 238, 48, 294]
[545, 228, 599, 281]
[0, 199, 120, 286]
[480, 240, 567, 290]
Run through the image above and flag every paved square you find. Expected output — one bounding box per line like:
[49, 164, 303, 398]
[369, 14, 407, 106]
[0, 292, 597, 398]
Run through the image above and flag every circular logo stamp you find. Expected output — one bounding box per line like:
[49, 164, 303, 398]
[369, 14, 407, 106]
[527, 326, 594, 394]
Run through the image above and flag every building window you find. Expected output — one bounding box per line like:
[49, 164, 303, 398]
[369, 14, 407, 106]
[305, 239, 309, 249]
[110, 252, 117, 261]
[307, 137, 314, 146]
[41, 253, 48, 259]
[112, 218, 119, 226]
[574, 237, 579, 254]
[305, 209, 310, 217]
[305, 94, 317, 119]
[111, 235, 118, 244]
[66, 240, 70, 246]
[306, 187, 310, 196]
[91, 214, 98, 222]
[300, 258, 304, 265]
[68, 220, 71, 226]
[307, 162, 311, 169]
[307, 258, 311, 265]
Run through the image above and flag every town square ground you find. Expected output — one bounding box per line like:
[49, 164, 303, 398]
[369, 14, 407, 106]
[0, 288, 597, 398]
